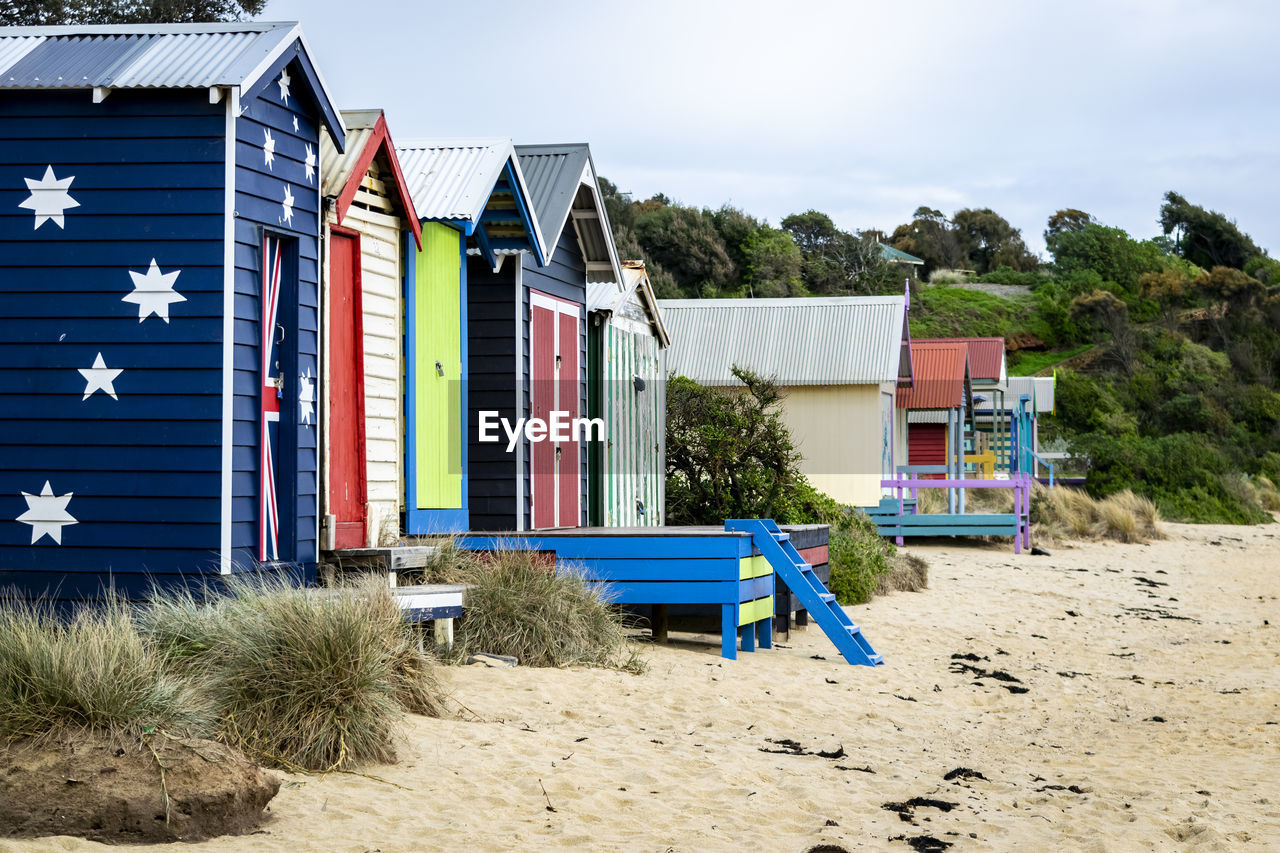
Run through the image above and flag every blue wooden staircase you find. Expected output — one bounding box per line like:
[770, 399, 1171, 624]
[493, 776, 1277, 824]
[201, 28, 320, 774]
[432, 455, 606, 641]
[726, 519, 883, 667]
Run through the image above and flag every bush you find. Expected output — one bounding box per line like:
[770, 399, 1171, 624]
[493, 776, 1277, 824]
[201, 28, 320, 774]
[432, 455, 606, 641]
[876, 552, 930, 596]
[142, 576, 446, 771]
[428, 547, 642, 672]
[826, 511, 895, 605]
[0, 599, 211, 740]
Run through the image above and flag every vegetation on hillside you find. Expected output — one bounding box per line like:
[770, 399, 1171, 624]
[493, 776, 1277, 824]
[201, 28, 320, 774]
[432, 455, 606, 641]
[615, 182, 1280, 524]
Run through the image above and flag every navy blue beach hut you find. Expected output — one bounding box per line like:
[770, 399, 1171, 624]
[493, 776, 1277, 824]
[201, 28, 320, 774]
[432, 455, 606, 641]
[0, 23, 345, 600]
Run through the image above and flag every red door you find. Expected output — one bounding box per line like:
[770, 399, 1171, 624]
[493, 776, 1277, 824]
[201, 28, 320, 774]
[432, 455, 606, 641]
[908, 423, 946, 479]
[557, 309, 580, 526]
[531, 299, 557, 529]
[530, 291, 580, 529]
[327, 230, 367, 547]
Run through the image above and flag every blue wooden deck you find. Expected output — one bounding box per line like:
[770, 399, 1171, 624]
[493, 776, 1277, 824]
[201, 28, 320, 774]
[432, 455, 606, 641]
[458, 526, 775, 660]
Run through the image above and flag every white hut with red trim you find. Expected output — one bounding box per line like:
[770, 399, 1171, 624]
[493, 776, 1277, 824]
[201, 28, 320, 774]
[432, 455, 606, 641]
[319, 110, 422, 548]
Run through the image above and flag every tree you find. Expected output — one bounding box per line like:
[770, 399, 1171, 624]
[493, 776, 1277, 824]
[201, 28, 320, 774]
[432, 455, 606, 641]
[1160, 191, 1264, 271]
[1048, 222, 1166, 295]
[1070, 290, 1136, 372]
[888, 207, 967, 276]
[1044, 208, 1094, 245]
[0, 0, 266, 24]
[741, 225, 804, 298]
[632, 204, 735, 298]
[782, 209, 897, 295]
[953, 207, 1038, 273]
[665, 367, 805, 525]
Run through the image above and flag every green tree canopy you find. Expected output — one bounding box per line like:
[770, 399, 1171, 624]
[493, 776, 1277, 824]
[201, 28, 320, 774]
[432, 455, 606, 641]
[1160, 191, 1264, 271]
[632, 204, 735, 297]
[953, 207, 1039, 273]
[0, 0, 266, 24]
[780, 210, 896, 295]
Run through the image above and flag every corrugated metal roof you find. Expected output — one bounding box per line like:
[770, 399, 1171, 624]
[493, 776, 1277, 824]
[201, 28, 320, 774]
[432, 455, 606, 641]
[926, 337, 1005, 382]
[395, 138, 512, 221]
[998, 376, 1055, 413]
[0, 22, 346, 148]
[320, 109, 379, 198]
[516, 143, 621, 283]
[658, 296, 908, 385]
[1, 23, 289, 89]
[586, 262, 671, 347]
[896, 341, 968, 410]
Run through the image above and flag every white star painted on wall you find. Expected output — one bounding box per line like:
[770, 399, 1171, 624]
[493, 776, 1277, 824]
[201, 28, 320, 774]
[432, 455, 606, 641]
[123, 259, 185, 323]
[278, 68, 291, 103]
[16, 481, 78, 545]
[19, 165, 80, 230]
[304, 144, 316, 183]
[281, 184, 295, 226]
[79, 352, 122, 400]
[293, 115, 299, 133]
[299, 368, 315, 425]
[263, 128, 276, 170]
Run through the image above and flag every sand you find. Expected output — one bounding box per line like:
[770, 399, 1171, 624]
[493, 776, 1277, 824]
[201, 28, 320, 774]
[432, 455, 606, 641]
[3, 521, 1278, 852]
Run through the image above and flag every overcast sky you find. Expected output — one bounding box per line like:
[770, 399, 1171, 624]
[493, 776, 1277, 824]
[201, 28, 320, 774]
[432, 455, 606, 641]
[261, 0, 1279, 258]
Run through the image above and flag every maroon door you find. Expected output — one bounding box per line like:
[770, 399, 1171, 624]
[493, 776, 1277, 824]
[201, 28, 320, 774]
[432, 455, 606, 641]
[531, 298, 557, 529]
[908, 423, 946, 479]
[327, 230, 367, 547]
[556, 309, 580, 526]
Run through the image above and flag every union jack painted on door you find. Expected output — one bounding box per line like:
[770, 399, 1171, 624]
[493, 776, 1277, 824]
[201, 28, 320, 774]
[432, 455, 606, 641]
[261, 237, 284, 561]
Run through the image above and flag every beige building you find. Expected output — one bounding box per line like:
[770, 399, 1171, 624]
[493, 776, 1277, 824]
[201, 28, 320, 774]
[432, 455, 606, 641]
[659, 296, 913, 508]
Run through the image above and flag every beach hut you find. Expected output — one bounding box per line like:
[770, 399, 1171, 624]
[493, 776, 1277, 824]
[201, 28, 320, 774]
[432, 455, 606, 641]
[896, 340, 972, 509]
[659, 296, 913, 509]
[927, 337, 1008, 465]
[0, 22, 344, 599]
[585, 261, 671, 526]
[394, 138, 546, 533]
[318, 110, 421, 549]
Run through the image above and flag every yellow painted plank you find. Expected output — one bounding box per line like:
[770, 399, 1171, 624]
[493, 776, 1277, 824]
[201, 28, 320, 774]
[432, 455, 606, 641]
[738, 555, 772, 579]
[737, 596, 775, 626]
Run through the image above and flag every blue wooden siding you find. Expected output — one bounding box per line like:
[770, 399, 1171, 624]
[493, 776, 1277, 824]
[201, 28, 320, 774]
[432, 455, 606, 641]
[230, 57, 322, 574]
[0, 90, 226, 595]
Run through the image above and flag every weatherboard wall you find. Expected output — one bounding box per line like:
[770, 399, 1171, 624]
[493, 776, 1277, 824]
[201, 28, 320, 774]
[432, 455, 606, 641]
[0, 89, 226, 596]
[230, 57, 323, 573]
[588, 297, 666, 528]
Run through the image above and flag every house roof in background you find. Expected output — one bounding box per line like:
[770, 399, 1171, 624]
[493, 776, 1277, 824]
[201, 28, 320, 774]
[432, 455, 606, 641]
[925, 336, 1006, 382]
[879, 242, 924, 265]
[896, 341, 969, 410]
[516, 143, 622, 284]
[321, 109, 421, 248]
[395, 137, 546, 265]
[0, 21, 344, 147]
[657, 296, 910, 386]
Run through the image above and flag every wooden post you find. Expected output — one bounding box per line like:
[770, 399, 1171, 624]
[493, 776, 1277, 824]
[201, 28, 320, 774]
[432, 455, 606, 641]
[651, 604, 669, 643]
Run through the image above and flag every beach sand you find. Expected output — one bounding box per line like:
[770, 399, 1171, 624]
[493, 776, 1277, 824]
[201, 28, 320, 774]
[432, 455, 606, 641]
[3, 521, 1277, 852]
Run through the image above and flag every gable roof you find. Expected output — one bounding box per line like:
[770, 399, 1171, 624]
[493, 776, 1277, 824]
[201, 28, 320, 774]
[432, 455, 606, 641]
[896, 341, 970, 410]
[586, 261, 671, 347]
[657, 296, 910, 386]
[395, 137, 547, 266]
[320, 109, 421, 249]
[925, 336, 1006, 383]
[0, 21, 344, 149]
[880, 242, 924, 265]
[515, 143, 622, 283]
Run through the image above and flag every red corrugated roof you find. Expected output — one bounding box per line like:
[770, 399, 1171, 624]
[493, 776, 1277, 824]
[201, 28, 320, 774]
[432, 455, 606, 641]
[925, 337, 1004, 381]
[896, 341, 969, 409]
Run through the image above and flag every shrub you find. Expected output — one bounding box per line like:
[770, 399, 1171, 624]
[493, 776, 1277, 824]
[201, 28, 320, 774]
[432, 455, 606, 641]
[0, 599, 211, 740]
[826, 511, 895, 605]
[430, 547, 642, 672]
[875, 553, 930, 596]
[143, 576, 446, 771]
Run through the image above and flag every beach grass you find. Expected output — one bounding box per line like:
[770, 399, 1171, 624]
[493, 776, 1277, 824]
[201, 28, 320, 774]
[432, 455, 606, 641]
[0, 598, 212, 740]
[141, 576, 447, 771]
[425, 544, 645, 672]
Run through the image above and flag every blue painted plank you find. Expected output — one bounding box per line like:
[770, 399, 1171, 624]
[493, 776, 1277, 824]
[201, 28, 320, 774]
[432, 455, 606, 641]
[587, 580, 736, 605]
[560, 558, 740, 582]
[0, 419, 240, 446]
[0, 115, 224, 139]
[0, 521, 218, 550]
[0, 470, 223, 495]
[0, 270, 224, 294]
[0, 241, 225, 267]
[0, 89, 223, 118]
[0, 395, 219, 420]
[0, 164, 224, 190]
[0, 442, 222, 471]
[0, 138, 224, 163]
[0, 570, 216, 601]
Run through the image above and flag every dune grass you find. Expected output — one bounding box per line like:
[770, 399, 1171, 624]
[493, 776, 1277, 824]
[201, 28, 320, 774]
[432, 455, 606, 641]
[1031, 483, 1165, 543]
[140, 576, 447, 771]
[0, 598, 212, 741]
[422, 542, 644, 672]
